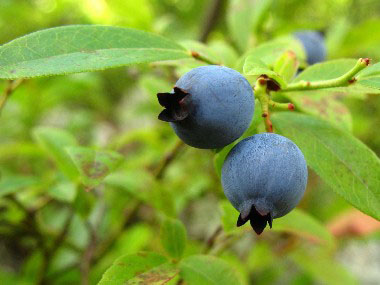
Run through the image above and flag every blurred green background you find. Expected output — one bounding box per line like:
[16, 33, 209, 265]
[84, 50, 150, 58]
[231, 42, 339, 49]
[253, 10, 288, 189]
[0, 0, 379, 284]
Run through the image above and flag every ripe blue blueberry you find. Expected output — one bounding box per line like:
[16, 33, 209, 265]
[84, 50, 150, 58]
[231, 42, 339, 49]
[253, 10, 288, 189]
[157, 65, 254, 149]
[295, 31, 326, 65]
[221, 133, 308, 234]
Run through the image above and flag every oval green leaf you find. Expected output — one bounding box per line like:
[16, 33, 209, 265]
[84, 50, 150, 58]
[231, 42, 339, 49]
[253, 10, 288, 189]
[66, 146, 124, 190]
[0, 25, 190, 79]
[161, 218, 187, 260]
[98, 252, 178, 285]
[180, 255, 242, 285]
[243, 56, 286, 87]
[280, 91, 352, 131]
[33, 127, 79, 181]
[272, 112, 380, 221]
[294, 59, 358, 82]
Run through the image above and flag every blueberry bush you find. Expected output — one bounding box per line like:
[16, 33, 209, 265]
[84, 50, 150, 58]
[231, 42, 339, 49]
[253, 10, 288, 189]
[0, 0, 380, 284]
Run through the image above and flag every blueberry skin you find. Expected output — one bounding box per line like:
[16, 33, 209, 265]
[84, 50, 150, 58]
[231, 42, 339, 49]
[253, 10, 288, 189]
[158, 65, 254, 149]
[221, 133, 308, 234]
[295, 31, 326, 65]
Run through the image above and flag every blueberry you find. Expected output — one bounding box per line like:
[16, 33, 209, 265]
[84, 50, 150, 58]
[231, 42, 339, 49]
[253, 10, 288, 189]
[157, 65, 254, 149]
[295, 31, 326, 65]
[221, 133, 308, 234]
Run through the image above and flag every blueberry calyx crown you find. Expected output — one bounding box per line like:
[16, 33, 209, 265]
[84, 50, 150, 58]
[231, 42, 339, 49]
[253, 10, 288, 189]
[157, 87, 190, 122]
[237, 205, 273, 235]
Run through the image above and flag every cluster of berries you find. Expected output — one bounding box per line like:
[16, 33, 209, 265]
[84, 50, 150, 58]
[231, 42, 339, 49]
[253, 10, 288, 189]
[156, 32, 325, 234]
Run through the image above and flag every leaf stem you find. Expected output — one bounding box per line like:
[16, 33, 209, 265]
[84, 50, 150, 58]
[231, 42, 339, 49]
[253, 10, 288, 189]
[268, 100, 295, 111]
[282, 58, 370, 92]
[254, 77, 273, 132]
[190, 50, 220, 65]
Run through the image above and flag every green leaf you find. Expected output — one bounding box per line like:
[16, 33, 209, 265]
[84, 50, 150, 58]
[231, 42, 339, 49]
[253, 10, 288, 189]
[0, 175, 38, 197]
[180, 255, 242, 285]
[66, 147, 124, 190]
[104, 170, 152, 201]
[357, 62, 380, 78]
[290, 247, 358, 285]
[208, 41, 239, 68]
[272, 112, 380, 220]
[294, 59, 358, 82]
[160, 218, 187, 260]
[251, 0, 273, 35]
[240, 36, 305, 68]
[48, 181, 77, 203]
[243, 57, 286, 87]
[273, 209, 335, 249]
[280, 91, 352, 131]
[273, 50, 299, 82]
[0, 25, 190, 79]
[337, 19, 380, 60]
[219, 200, 241, 234]
[293, 59, 380, 94]
[33, 127, 79, 181]
[98, 252, 178, 285]
[357, 77, 380, 90]
[356, 63, 380, 90]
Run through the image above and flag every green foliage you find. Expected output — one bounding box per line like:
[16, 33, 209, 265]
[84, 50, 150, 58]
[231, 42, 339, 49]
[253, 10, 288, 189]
[274, 209, 335, 249]
[272, 112, 380, 220]
[33, 127, 79, 180]
[0, 175, 38, 197]
[0, 25, 190, 79]
[243, 57, 287, 87]
[66, 146, 124, 189]
[98, 252, 178, 285]
[160, 218, 187, 260]
[180, 255, 242, 285]
[290, 247, 358, 285]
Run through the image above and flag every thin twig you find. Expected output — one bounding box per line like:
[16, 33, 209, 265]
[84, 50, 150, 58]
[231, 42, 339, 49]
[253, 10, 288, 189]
[190, 51, 220, 65]
[37, 208, 75, 285]
[199, 0, 225, 42]
[282, 58, 370, 92]
[154, 140, 185, 180]
[203, 225, 223, 254]
[92, 200, 140, 265]
[0, 79, 24, 114]
[81, 222, 97, 285]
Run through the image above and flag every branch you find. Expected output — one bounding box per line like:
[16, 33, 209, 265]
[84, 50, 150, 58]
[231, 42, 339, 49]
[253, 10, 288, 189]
[190, 51, 220, 65]
[282, 58, 370, 92]
[91, 200, 140, 266]
[199, 0, 225, 42]
[0, 79, 24, 114]
[154, 140, 185, 180]
[37, 208, 75, 285]
[254, 77, 273, 132]
[80, 222, 97, 285]
[203, 225, 222, 254]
